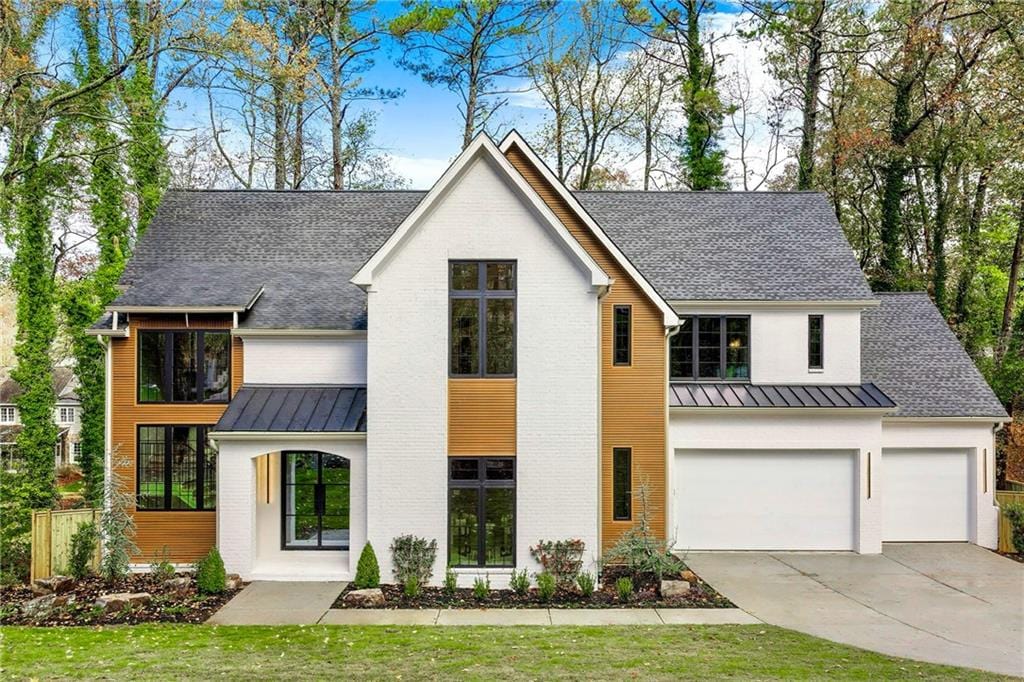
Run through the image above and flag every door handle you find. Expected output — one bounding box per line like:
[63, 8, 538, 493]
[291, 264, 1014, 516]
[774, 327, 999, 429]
[314, 483, 326, 516]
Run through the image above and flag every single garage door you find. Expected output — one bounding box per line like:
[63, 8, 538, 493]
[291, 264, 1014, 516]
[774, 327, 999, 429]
[882, 449, 971, 541]
[675, 450, 856, 551]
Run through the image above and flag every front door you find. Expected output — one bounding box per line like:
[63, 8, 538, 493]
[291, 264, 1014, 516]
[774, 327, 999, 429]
[282, 451, 350, 550]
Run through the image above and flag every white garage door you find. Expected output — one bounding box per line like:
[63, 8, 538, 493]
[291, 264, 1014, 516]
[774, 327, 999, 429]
[675, 450, 856, 551]
[882, 449, 970, 541]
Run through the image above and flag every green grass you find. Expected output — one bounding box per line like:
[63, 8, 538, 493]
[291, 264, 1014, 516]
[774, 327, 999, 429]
[57, 479, 84, 495]
[0, 625, 1008, 680]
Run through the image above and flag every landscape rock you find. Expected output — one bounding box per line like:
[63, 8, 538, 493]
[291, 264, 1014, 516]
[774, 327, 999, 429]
[344, 588, 385, 607]
[680, 570, 698, 584]
[225, 574, 243, 591]
[22, 593, 69, 618]
[94, 592, 152, 613]
[32, 575, 74, 595]
[165, 576, 192, 591]
[660, 580, 691, 598]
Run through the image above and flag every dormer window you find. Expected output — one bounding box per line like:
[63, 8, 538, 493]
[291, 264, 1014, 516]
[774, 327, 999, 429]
[0, 406, 15, 424]
[449, 261, 516, 377]
[670, 316, 750, 381]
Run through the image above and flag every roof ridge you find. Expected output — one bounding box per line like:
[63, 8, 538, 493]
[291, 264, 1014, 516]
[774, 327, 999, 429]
[572, 189, 826, 195]
[164, 188, 428, 194]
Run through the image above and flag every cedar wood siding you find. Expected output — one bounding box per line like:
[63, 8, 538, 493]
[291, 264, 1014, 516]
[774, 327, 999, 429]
[504, 143, 668, 549]
[109, 314, 243, 562]
[448, 378, 516, 455]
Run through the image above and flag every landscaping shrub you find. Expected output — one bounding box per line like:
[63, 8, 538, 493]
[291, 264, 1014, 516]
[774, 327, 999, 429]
[403, 576, 421, 598]
[1003, 501, 1024, 554]
[615, 577, 633, 602]
[509, 568, 531, 596]
[194, 547, 227, 595]
[390, 535, 437, 586]
[536, 571, 556, 602]
[149, 546, 175, 582]
[602, 481, 682, 581]
[576, 571, 596, 598]
[100, 452, 138, 582]
[353, 542, 380, 589]
[472, 575, 490, 601]
[529, 538, 585, 588]
[443, 568, 458, 596]
[68, 521, 98, 579]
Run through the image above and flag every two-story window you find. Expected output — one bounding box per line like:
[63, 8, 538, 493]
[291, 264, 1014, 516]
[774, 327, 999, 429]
[449, 261, 516, 376]
[0, 406, 16, 424]
[138, 330, 230, 403]
[137, 425, 217, 511]
[670, 316, 750, 381]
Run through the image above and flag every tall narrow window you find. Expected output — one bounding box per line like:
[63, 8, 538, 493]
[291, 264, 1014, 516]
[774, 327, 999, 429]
[808, 315, 823, 370]
[449, 261, 516, 377]
[612, 447, 632, 520]
[613, 305, 631, 366]
[136, 425, 217, 511]
[448, 457, 515, 567]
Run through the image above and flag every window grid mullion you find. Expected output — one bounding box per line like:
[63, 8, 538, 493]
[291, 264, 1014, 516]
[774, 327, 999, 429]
[163, 426, 172, 510]
[196, 427, 205, 512]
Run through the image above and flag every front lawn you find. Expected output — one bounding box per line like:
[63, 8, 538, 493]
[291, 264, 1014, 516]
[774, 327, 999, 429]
[0, 624, 1008, 680]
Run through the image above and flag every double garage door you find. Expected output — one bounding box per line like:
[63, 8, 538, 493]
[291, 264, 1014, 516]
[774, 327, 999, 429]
[674, 448, 971, 551]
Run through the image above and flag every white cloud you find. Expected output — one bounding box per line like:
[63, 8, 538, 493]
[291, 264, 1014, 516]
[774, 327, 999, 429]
[386, 154, 455, 189]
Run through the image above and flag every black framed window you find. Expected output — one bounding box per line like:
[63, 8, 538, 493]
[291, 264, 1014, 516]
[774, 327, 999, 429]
[808, 315, 824, 370]
[282, 451, 350, 551]
[136, 425, 216, 511]
[612, 447, 631, 520]
[670, 315, 750, 381]
[449, 261, 516, 377]
[613, 305, 631, 366]
[138, 330, 230, 403]
[448, 457, 515, 567]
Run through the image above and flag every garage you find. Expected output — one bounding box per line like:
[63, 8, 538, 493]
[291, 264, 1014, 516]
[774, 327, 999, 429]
[882, 449, 971, 541]
[674, 449, 857, 551]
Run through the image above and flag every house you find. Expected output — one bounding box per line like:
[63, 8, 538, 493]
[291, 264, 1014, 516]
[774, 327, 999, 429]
[87, 133, 1008, 583]
[0, 367, 82, 469]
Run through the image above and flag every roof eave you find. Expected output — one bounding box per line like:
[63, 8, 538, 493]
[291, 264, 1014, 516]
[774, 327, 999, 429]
[208, 431, 367, 442]
[669, 299, 881, 309]
[670, 406, 895, 414]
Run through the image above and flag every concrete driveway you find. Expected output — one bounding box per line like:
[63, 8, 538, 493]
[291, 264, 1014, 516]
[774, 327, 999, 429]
[686, 544, 1023, 677]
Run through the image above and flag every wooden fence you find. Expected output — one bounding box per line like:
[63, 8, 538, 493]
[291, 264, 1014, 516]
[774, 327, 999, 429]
[996, 491, 1024, 554]
[30, 508, 102, 582]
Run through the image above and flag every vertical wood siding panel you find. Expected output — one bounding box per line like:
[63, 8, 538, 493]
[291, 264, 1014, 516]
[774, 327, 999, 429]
[110, 314, 236, 561]
[505, 146, 668, 550]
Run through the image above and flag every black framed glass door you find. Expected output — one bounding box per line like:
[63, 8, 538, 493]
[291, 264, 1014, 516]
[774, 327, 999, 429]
[282, 451, 350, 550]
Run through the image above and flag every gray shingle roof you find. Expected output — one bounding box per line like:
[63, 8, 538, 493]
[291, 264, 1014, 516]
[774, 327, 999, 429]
[861, 293, 1007, 418]
[576, 191, 873, 302]
[116, 188, 871, 329]
[215, 384, 367, 432]
[670, 382, 895, 409]
[117, 190, 424, 329]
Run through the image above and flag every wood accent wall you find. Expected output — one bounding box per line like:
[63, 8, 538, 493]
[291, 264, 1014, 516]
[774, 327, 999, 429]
[448, 379, 516, 455]
[505, 144, 668, 550]
[109, 314, 243, 562]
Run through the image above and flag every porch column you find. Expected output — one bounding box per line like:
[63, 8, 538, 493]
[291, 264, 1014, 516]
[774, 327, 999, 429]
[217, 442, 257, 578]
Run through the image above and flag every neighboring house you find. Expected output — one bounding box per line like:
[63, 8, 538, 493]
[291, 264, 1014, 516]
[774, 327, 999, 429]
[87, 133, 1008, 582]
[0, 367, 82, 469]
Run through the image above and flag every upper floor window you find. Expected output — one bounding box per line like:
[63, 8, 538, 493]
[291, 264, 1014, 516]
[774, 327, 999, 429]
[449, 261, 516, 377]
[58, 407, 75, 424]
[613, 305, 631, 366]
[670, 316, 750, 381]
[0, 406, 16, 424]
[138, 330, 230, 403]
[808, 315, 824, 370]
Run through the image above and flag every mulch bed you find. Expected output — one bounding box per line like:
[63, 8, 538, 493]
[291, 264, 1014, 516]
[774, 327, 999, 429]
[333, 567, 733, 610]
[0, 574, 241, 626]
[995, 550, 1024, 564]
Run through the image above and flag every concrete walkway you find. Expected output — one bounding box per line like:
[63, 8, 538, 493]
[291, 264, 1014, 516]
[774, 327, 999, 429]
[686, 543, 1024, 677]
[206, 581, 758, 626]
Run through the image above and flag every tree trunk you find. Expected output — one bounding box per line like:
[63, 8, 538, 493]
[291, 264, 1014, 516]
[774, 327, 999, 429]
[931, 156, 950, 315]
[293, 82, 304, 189]
[329, 8, 344, 190]
[273, 79, 287, 190]
[997, 193, 1024, 358]
[954, 166, 991, 325]
[463, 76, 478, 150]
[796, 0, 824, 190]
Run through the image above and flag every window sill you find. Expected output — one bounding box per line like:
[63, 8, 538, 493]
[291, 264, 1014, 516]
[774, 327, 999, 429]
[808, 369, 825, 374]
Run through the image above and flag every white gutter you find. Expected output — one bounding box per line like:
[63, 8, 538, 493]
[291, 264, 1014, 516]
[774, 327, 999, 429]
[882, 416, 1012, 424]
[668, 299, 880, 310]
[670, 406, 895, 415]
[230, 329, 368, 338]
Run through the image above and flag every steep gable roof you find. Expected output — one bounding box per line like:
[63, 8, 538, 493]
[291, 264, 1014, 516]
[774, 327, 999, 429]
[861, 292, 1007, 419]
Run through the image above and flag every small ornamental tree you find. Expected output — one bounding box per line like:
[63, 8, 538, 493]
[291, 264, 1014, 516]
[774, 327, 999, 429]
[100, 450, 138, 582]
[529, 539, 585, 589]
[194, 547, 227, 594]
[68, 521, 99, 579]
[353, 542, 380, 589]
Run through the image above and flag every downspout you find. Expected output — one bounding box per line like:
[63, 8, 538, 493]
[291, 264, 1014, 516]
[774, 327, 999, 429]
[595, 281, 611, 571]
[664, 323, 682, 548]
[96, 334, 112, 516]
